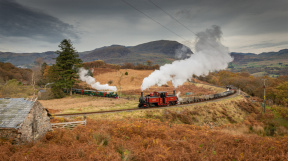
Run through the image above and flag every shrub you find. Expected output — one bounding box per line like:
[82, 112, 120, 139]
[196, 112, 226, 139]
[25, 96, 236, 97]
[51, 86, 65, 98]
[108, 80, 113, 85]
[38, 89, 55, 100]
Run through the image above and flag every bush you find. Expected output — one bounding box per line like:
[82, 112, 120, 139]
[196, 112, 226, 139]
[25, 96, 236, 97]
[51, 86, 65, 98]
[38, 89, 55, 100]
[125, 72, 128, 75]
[108, 80, 113, 85]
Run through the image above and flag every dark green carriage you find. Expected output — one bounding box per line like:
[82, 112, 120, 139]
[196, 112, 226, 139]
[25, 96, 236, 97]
[83, 90, 97, 96]
[96, 91, 106, 97]
[73, 89, 83, 94]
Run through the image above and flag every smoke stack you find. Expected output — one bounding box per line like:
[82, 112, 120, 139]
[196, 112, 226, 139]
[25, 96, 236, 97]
[141, 92, 143, 97]
[173, 90, 175, 96]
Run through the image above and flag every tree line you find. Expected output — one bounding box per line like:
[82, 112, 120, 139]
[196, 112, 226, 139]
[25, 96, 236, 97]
[196, 70, 288, 106]
[83, 60, 160, 70]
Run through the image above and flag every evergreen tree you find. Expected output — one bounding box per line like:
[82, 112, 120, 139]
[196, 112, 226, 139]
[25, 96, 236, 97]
[53, 39, 82, 96]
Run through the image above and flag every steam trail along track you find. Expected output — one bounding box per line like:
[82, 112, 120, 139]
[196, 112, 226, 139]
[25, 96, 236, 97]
[52, 92, 238, 117]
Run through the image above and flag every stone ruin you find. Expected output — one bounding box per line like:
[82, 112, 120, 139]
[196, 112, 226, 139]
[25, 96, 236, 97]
[0, 98, 51, 143]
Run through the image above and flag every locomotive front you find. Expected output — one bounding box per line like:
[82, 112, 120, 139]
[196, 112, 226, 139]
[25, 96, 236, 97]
[138, 92, 146, 108]
[138, 91, 178, 108]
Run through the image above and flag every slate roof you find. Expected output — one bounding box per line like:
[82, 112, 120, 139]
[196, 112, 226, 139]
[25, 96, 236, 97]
[0, 98, 34, 129]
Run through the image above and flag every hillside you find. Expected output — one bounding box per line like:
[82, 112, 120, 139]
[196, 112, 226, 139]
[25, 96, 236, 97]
[0, 51, 56, 68]
[0, 40, 192, 68]
[231, 49, 288, 64]
[230, 49, 288, 76]
[78, 68, 220, 97]
[81, 40, 193, 65]
[0, 62, 31, 84]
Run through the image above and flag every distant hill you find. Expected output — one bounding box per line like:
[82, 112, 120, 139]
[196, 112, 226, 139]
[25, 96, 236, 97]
[81, 40, 193, 65]
[0, 51, 56, 68]
[0, 39, 287, 71]
[0, 40, 192, 68]
[230, 49, 288, 76]
[231, 49, 288, 64]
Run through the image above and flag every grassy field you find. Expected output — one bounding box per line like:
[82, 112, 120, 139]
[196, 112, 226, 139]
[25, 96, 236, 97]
[39, 95, 138, 114]
[40, 69, 223, 114]
[89, 69, 219, 96]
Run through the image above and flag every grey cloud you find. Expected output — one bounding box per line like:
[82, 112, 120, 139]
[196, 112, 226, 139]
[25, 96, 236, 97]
[241, 41, 288, 49]
[0, 0, 78, 42]
[2, 0, 287, 53]
[174, 0, 288, 35]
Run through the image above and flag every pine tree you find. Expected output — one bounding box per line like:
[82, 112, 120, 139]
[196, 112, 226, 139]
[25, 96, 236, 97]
[54, 39, 82, 96]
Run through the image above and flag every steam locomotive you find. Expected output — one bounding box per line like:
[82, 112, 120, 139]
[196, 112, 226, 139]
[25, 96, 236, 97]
[138, 88, 235, 108]
[63, 88, 118, 98]
[138, 91, 178, 108]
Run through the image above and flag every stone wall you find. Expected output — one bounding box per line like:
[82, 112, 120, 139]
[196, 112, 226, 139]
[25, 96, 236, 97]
[18, 101, 52, 142]
[0, 129, 21, 143]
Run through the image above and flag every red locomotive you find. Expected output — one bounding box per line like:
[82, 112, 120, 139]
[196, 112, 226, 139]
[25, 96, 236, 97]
[138, 91, 178, 108]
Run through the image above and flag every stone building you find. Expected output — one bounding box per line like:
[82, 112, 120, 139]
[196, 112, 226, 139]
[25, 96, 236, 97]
[0, 98, 51, 143]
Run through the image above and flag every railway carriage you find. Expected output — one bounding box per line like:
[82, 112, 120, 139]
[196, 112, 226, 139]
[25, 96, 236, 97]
[63, 88, 118, 98]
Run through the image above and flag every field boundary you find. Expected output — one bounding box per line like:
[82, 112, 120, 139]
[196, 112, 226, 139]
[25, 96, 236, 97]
[51, 119, 86, 129]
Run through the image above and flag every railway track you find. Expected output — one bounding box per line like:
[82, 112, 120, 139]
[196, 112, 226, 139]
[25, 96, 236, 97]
[51, 91, 239, 117]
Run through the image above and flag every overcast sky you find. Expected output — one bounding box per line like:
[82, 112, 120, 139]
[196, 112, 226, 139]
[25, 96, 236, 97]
[0, 0, 287, 54]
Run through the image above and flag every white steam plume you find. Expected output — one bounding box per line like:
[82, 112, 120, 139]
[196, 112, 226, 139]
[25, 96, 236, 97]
[176, 91, 182, 102]
[78, 67, 117, 92]
[141, 25, 233, 91]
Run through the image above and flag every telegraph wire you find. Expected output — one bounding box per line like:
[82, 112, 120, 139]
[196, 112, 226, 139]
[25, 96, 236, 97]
[147, 0, 222, 52]
[147, 0, 197, 36]
[121, 0, 193, 45]
[122, 0, 224, 53]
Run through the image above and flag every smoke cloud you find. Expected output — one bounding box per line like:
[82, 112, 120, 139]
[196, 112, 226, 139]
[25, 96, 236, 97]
[175, 45, 192, 59]
[141, 25, 233, 91]
[78, 67, 117, 92]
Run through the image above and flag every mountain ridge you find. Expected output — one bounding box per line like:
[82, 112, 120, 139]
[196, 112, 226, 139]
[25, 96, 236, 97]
[0, 40, 193, 68]
[0, 40, 287, 68]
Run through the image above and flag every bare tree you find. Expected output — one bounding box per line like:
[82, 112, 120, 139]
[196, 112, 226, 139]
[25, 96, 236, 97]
[118, 72, 124, 98]
[31, 58, 44, 99]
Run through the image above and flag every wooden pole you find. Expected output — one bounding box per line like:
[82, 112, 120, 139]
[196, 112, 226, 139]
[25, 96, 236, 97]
[264, 79, 266, 113]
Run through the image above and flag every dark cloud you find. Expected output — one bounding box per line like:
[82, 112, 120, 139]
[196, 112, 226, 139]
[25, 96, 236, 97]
[1, 0, 287, 53]
[0, 0, 78, 42]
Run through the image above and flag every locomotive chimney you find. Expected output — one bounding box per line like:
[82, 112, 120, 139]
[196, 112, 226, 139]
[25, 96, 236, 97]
[173, 90, 175, 96]
[141, 92, 143, 97]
